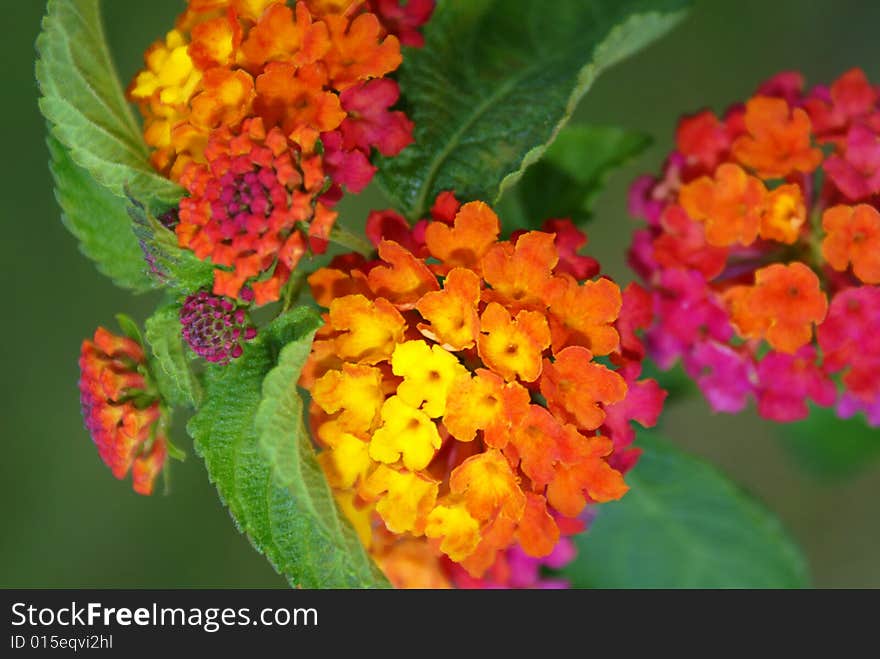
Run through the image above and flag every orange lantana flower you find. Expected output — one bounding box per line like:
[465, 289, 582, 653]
[822, 204, 880, 284]
[727, 262, 828, 353]
[679, 163, 766, 247]
[732, 96, 823, 178]
[759, 183, 806, 244]
[299, 194, 665, 587]
[322, 11, 401, 90]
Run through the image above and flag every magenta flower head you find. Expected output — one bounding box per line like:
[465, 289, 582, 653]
[180, 290, 257, 364]
[627, 67, 880, 426]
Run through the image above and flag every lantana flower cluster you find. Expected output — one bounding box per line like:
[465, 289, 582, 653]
[300, 193, 666, 587]
[128, 0, 432, 304]
[79, 327, 168, 495]
[78, 0, 432, 499]
[630, 68, 880, 424]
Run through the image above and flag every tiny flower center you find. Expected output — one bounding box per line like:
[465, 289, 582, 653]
[218, 168, 275, 236]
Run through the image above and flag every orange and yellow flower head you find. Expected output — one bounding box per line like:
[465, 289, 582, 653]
[78, 326, 168, 495]
[130, 1, 433, 305]
[629, 68, 880, 425]
[300, 193, 667, 587]
[128, 0, 429, 180]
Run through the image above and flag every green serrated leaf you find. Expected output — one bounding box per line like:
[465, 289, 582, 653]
[36, 0, 182, 205]
[128, 198, 215, 293]
[259, 307, 390, 587]
[778, 405, 880, 481]
[513, 125, 651, 227]
[189, 307, 389, 588]
[48, 135, 158, 293]
[562, 433, 810, 588]
[145, 304, 201, 408]
[377, 0, 690, 219]
[263, 307, 321, 349]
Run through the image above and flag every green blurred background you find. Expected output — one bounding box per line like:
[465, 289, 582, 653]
[3, 0, 879, 587]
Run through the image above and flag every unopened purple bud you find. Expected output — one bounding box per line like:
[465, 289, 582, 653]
[179, 290, 258, 365]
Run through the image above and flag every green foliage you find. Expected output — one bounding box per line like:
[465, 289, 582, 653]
[779, 406, 880, 481]
[145, 304, 201, 408]
[36, 0, 182, 205]
[562, 433, 810, 588]
[377, 0, 690, 220]
[188, 307, 389, 588]
[127, 198, 215, 294]
[48, 135, 158, 293]
[512, 125, 650, 227]
[38, 0, 187, 296]
[114, 313, 144, 345]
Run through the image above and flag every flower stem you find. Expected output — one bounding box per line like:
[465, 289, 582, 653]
[329, 224, 374, 256]
[281, 270, 306, 313]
